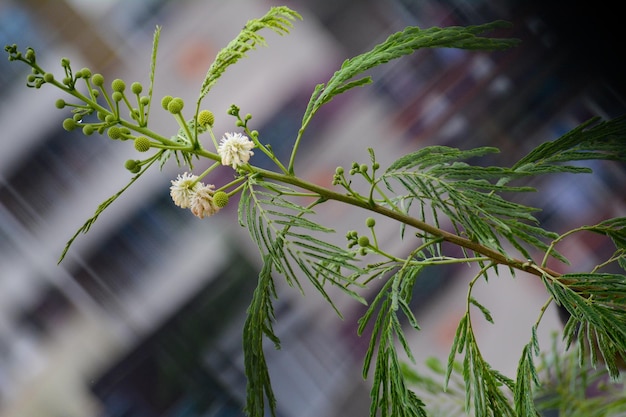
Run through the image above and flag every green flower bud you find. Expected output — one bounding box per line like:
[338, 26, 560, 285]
[25, 48, 35, 61]
[105, 114, 116, 123]
[55, 99, 65, 109]
[62, 118, 76, 131]
[365, 217, 376, 228]
[107, 126, 122, 140]
[43, 73, 54, 83]
[112, 91, 123, 102]
[213, 191, 229, 208]
[134, 136, 151, 152]
[62, 77, 72, 86]
[359, 164, 368, 173]
[73, 113, 82, 122]
[124, 159, 140, 173]
[82, 124, 95, 135]
[130, 82, 142, 95]
[139, 96, 150, 105]
[74, 70, 83, 79]
[92, 73, 104, 87]
[372, 162, 380, 170]
[335, 166, 344, 175]
[79, 67, 91, 78]
[111, 78, 125, 92]
[60, 57, 70, 67]
[197, 110, 215, 127]
[27, 74, 37, 83]
[358, 236, 370, 247]
[161, 95, 173, 110]
[167, 97, 184, 114]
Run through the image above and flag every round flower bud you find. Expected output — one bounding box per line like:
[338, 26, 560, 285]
[161, 95, 173, 110]
[25, 48, 35, 61]
[62, 77, 72, 86]
[213, 191, 229, 208]
[82, 125, 95, 135]
[62, 118, 76, 131]
[74, 70, 84, 79]
[111, 78, 125, 92]
[27, 74, 36, 83]
[112, 91, 123, 102]
[130, 82, 142, 95]
[134, 136, 151, 152]
[167, 97, 184, 114]
[124, 159, 140, 173]
[358, 236, 370, 248]
[139, 96, 150, 105]
[55, 99, 65, 109]
[105, 114, 116, 123]
[92, 73, 104, 87]
[359, 164, 368, 173]
[335, 166, 344, 175]
[60, 57, 70, 67]
[107, 126, 122, 140]
[197, 110, 214, 127]
[79, 68, 91, 78]
[43, 73, 54, 83]
[365, 217, 376, 228]
[73, 113, 82, 122]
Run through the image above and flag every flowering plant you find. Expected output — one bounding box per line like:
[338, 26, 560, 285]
[5, 6, 626, 417]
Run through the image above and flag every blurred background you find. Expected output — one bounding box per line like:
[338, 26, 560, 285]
[0, 0, 625, 416]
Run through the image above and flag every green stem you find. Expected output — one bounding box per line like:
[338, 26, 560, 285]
[246, 166, 561, 280]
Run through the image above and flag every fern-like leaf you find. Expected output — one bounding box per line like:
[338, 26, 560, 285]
[243, 256, 280, 417]
[300, 21, 519, 134]
[197, 6, 301, 105]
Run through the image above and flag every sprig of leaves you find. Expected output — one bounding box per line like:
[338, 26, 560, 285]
[358, 263, 427, 417]
[196, 6, 301, 106]
[383, 146, 562, 261]
[290, 20, 520, 173]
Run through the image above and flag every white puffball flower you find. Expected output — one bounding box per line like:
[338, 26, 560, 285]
[217, 132, 255, 168]
[170, 172, 199, 209]
[190, 183, 219, 218]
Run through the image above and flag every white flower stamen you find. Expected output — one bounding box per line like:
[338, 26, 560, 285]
[170, 172, 199, 208]
[190, 183, 219, 218]
[217, 132, 255, 168]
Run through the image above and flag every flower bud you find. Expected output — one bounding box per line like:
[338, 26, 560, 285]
[366, 217, 376, 228]
[197, 110, 215, 127]
[167, 97, 184, 114]
[134, 136, 151, 152]
[130, 82, 142, 95]
[55, 99, 66, 109]
[213, 191, 229, 208]
[79, 68, 91, 78]
[92, 73, 104, 87]
[358, 236, 370, 247]
[161, 95, 173, 110]
[124, 159, 141, 173]
[60, 57, 70, 67]
[112, 91, 123, 102]
[111, 78, 125, 92]
[107, 126, 122, 140]
[62, 118, 76, 131]
[82, 125, 95, 135]
[139, 96, 150, 105]
[43, 73, 54, 83]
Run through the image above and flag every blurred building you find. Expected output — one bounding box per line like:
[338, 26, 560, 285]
[0, 1, 624, 417]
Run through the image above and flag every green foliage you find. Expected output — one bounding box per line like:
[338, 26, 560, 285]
[5, 6, 626, 417]
[196, 6, 301, 106]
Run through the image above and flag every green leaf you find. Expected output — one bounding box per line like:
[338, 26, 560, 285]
[243, 256, 280, 417]
[197, 6, 301, 105]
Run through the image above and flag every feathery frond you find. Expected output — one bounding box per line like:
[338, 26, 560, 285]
[197, 7, 301, 105]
